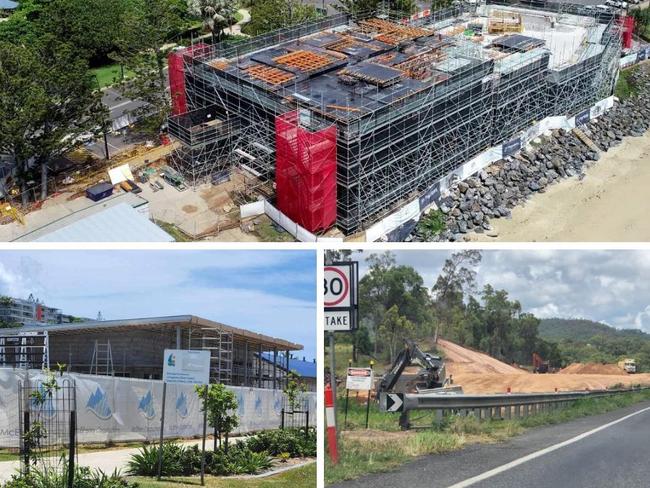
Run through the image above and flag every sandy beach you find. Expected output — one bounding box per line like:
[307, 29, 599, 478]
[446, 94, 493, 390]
[471, 131, 650, 242]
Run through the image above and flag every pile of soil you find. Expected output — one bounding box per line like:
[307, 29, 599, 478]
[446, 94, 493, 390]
[452, 372, 650, 394]
[437, 339, 528, 375]
[559, 362, 624, 375]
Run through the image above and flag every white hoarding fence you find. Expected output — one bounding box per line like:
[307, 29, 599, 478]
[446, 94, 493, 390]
[0, 369, 316, 448]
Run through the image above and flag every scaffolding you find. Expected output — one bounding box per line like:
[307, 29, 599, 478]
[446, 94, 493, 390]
[170, 0, 622, 235]
[0, 331, 49, 369]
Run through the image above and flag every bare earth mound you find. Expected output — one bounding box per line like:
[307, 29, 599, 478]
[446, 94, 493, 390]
[437, 339, 527, 375]
[452, 372, 650, 394]
[559, 362, 624, 375]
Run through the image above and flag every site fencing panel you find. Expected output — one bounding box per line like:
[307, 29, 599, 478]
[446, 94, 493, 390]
[0, 369, 316, 448]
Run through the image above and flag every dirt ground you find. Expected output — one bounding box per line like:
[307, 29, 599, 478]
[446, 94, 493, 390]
[559, 363, 624, 375]
[453, 372, 650, 394]
[470, 131, 650, 241]
[438, 339, 527, 375]
[435, 340, 650, 394]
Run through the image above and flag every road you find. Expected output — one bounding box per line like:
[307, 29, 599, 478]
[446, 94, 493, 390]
[332, 400, 650, 488]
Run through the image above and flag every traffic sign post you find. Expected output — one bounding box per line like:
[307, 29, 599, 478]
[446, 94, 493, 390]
[365, 361, 374, 429]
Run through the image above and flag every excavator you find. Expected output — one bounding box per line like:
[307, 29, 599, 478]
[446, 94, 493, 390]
[376, 339, 447, 394]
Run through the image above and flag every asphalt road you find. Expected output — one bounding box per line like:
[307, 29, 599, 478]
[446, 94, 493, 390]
[332, 400, 650, 488]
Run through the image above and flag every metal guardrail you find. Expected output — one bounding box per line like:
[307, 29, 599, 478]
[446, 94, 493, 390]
[380, 387, 650, 429]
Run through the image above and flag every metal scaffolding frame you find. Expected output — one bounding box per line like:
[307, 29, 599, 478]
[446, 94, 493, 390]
[170, 0, 622, 235]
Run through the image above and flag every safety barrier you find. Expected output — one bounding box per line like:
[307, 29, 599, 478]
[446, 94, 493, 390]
[379, 386, 650, 429]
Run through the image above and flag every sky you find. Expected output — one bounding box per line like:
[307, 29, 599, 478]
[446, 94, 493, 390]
[351, 249, 650, 334]
[0, 250, 317, 360]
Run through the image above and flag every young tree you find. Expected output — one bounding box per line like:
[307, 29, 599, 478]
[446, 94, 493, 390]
[283, 370, 307, 411]
[187, 0, 236, 43]
[378, 305, 414, 363]
[195, 383, 239, 451]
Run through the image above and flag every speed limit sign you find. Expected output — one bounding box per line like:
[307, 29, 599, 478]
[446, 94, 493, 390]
[324, 262, 358, 331]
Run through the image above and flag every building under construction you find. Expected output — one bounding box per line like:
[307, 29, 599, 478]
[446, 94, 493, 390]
[0, 315, 302, 389]
[168, 0, 622, 235]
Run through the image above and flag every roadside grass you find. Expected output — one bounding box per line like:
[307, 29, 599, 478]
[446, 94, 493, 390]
[615, 65, 639, 100]
[325, 389, 650, 484]
[129, 463, 315, 488]
[91, 63, 135, 89]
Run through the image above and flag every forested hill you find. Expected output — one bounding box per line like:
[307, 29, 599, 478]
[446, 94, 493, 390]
[539, 318, 650, 343]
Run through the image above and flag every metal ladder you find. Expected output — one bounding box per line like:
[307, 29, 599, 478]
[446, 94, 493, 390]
[90, 340, 114, 376]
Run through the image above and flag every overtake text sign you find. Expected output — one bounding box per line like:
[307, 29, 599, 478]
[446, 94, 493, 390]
[324, 262, 358, 331]
[162, 349, 210, 385]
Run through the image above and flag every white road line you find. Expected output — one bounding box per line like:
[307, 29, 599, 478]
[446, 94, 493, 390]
[447, 405, 650, 488]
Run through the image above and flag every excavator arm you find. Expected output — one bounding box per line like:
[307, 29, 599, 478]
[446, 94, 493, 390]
[377, 339, 445, 394]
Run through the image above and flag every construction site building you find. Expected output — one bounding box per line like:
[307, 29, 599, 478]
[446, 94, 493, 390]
[0, 315, 302, 389]
[168, 0, 622, 235]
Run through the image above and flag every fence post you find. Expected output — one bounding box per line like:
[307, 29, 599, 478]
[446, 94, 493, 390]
[67, 410, 76, 488]
[305, 410, 309, 438]
[281, 408, 285, 430]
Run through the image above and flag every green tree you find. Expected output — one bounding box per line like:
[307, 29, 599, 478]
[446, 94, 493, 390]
[244, 0, 318, 36]
[378, 305, 414, 363]
[360, 252, 432, 356]
[0, 40, 105, 203]
[113, 0, 184, 133]
[195, 383, 239, 451]
[431, 250, 481, 339]
[187, 0, 237, 43]
[335, 0, 415, 18]
[284, 370, 306, 411]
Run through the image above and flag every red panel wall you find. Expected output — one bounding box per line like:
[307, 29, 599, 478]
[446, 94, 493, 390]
[275, 111, 337, 233]
[168, 50, 187, 116]
[623, 16, 634, 50]
[168, 44, 210, 116]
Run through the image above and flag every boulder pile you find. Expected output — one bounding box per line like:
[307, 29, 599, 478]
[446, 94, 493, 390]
[412, 63, 650, 242]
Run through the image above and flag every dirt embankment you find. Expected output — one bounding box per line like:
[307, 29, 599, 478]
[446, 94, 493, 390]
[437, 339, 527, 375]
[559, 362, 624, 375]
[435, 339, 650, 394]
[453, 372, 650, 394]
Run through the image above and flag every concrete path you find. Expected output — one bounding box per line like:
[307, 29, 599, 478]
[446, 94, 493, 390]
[0, 436, 247, 482]
[226, 9, 251, 37]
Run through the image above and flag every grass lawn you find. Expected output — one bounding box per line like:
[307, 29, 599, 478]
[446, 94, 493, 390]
[91, 63, 135, 89]
[326, 389, 650, 484]
[155, 221, 194, 242]
[129, 463, 316, 488]
[615, 65, 639, 100]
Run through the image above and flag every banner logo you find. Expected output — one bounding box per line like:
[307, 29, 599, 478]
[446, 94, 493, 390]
[138, 390, 156, 419]
[176, 392, 189, 418]
[86, 387, 112, 420]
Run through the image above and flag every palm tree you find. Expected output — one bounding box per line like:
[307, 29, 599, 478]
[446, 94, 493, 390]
[188, 0, 237, 43]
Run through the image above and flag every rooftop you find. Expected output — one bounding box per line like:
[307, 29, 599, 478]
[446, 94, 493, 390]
[14, 199, 173, 242]
[194, 3, 611, 123]
[2, 315, 303, 351]
[260, 351, 317, 378]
